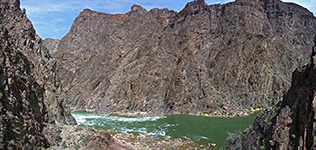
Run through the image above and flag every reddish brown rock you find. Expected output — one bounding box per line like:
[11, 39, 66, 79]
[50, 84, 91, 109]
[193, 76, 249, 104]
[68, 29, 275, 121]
[49, 0, 316, 115]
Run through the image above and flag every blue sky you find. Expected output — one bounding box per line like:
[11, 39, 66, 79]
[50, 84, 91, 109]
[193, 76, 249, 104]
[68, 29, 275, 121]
[20, 0, 316, 39]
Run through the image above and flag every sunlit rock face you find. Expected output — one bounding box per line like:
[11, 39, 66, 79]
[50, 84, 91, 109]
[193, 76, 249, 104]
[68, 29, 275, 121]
[49, 0, 316, 114]
[0, 0, 75, 149]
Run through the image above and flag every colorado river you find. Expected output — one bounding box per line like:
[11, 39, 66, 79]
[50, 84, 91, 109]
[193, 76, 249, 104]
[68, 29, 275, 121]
[71, 111, 259, 148]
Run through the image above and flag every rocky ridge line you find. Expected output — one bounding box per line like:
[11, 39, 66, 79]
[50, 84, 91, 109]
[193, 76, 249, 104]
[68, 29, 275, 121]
[49, 0, 316, 115]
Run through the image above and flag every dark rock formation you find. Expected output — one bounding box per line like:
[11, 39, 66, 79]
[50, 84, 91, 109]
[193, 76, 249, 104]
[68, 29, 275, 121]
[0, 0, 75, 149]
[227, 35, 316, 149]
[0, 26, 50, 149]
[50, 0, 316, 114]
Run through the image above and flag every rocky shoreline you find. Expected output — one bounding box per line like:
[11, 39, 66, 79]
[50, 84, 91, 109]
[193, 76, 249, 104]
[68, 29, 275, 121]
[65, 109, 260, 149]
[44, 124, 214, 150]
[77, 107, 264, 118]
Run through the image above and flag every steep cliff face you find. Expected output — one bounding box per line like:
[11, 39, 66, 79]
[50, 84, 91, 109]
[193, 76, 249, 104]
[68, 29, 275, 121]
[228, 37, 316, 149]
[0, 0, 75, 149]
[1, 0, 75, 124]
[0, 26, 50, 149]
[52, 0, 316, 114]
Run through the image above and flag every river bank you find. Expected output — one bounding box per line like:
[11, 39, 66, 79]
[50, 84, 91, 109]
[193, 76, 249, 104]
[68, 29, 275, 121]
[110, 108, 264, 118]
[44, 124, 208, 150]
[77, 106, 264, 118]
[43, 110, 261, 150]
[71, 110, 260, 149]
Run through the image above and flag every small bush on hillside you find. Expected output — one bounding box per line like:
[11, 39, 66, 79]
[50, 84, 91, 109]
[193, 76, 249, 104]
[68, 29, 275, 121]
[201, 109, 214, 114]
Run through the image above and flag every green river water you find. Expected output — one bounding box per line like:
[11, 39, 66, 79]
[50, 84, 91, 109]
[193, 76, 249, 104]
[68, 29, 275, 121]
[71, 111, 259, 148]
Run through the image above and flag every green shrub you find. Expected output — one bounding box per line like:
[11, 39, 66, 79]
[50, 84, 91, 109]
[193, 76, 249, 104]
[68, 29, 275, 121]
[201, 109, 214, 114]
[74, 142, 80, 150]
[62, 144, 68, 148]
[253, 104, 264, 109]
[9, 140, 15, 145]
[220, 103, 225, 107]
[75, 127, 83, 132]
[63, 121, 68, 125]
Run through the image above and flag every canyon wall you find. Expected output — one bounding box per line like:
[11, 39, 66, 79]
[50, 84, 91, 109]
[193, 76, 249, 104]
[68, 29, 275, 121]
[51, 0, 316, 114]
[0, 0, 75, 149]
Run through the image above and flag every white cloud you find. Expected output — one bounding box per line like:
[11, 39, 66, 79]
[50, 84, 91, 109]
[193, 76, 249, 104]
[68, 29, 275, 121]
[22, 1, 75, 15]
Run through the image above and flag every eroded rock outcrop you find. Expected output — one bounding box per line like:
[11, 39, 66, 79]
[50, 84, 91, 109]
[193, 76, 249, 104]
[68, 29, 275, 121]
[0, 0, 75, 149]
[42, 38, 59, 56]
[44, 125, 131, 150]
[51, 0, 316, 115]
[227, 35, 316, 149]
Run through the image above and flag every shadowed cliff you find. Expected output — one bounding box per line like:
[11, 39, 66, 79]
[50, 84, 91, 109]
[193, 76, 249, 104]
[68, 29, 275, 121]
[0, 0, 76, 149]
[227, 35, 316, 149]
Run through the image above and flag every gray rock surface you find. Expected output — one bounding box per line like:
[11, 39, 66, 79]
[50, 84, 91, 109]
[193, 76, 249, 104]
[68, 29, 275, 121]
[42, 38, 59, 55]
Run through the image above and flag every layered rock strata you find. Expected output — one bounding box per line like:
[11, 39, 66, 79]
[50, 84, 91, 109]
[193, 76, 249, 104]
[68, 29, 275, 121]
[51, 0, 316, 114]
